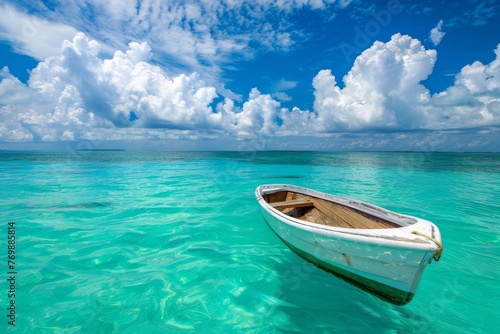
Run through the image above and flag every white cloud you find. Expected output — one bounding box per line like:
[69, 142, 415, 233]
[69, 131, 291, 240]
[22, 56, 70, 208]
[0, 33, 220, 141]
[2, 0, 350, 91]
[0, 4, 80, 60]
[272, 79, 299, 102]
[313, 34, 436, 131]
[312, 34, 500, 132]
[430, 20, 446, 46]
[215, 88, 281, 137]
[0, 33, 305, 141]
[215, 90, 315, 137]
[273, 92, 293, 102]
[1, 32, 500, 147]
[429, 43, 500, 129]
[278, 107, 317, 136]
[0, 67, 35, 105]
[275, 79, 299, 91]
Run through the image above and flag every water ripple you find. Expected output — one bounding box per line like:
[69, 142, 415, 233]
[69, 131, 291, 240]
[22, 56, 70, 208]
[2, 151, 498, 333]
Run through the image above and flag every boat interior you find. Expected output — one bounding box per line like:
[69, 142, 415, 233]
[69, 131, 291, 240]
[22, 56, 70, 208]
[263, 191, 400, 229]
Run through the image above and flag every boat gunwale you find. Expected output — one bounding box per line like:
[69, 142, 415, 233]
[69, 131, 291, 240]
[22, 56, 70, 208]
[258, 184, 416, 225]
[256, 184, 440, 251]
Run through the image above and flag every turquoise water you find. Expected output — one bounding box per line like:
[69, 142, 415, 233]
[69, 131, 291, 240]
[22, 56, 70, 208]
[0, 151, 499, 333]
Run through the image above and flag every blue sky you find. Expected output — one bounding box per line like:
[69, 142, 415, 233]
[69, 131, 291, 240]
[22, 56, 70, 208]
[0, 0, 499, 151]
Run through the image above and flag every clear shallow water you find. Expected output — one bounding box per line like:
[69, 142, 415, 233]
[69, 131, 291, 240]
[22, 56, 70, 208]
[0, 151, 499, 333]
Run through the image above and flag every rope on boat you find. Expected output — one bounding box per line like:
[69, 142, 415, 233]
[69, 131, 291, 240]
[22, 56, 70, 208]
[411, 231, 443, 262]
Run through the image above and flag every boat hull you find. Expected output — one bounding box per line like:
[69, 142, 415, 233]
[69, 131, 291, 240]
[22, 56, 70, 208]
[256, 185, 441, 305]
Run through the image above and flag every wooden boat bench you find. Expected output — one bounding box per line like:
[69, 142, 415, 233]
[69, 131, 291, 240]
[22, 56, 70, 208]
[270, 199, 315, 210]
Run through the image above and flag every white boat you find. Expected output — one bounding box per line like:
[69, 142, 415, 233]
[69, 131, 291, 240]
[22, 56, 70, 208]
[255, 184, 443, 305]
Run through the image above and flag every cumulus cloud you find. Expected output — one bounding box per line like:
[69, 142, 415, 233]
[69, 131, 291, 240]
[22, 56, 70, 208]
[215, 89, 283, 137]
[430, 20, 446, 46]
[312, 33, 500, 132]
[313, 34, 436, 131]
[1, 32, 500, 145]
[0, 33, 309, 141]
[0, 33, 220, 141]
[0, 67, 35, 105]
[430, 44, 500, 128]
